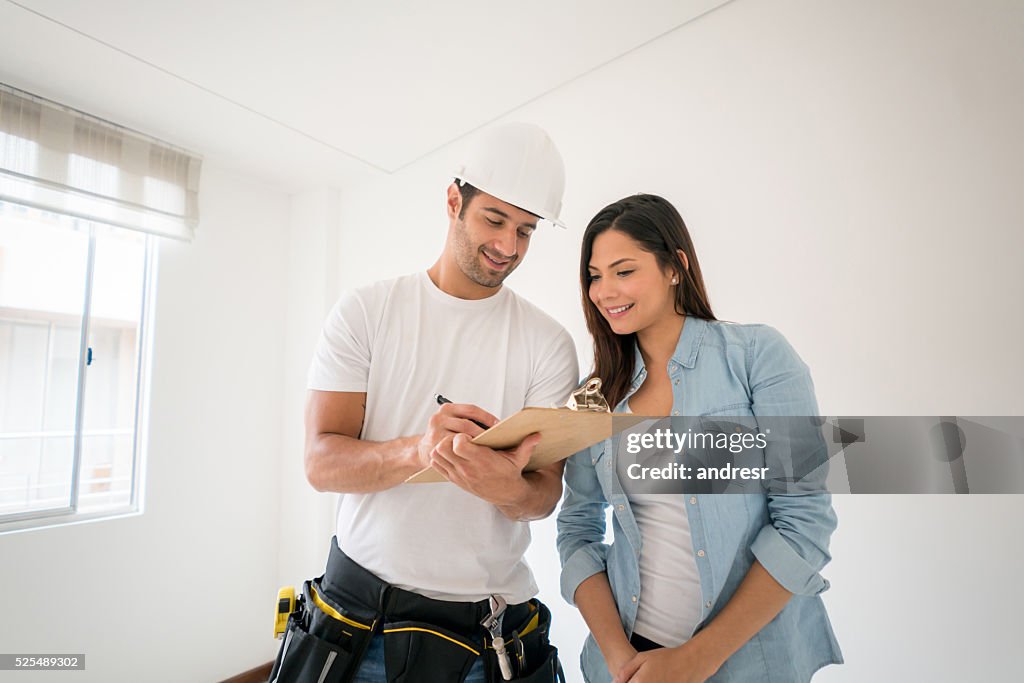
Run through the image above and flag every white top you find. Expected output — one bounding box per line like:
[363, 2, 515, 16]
[629, 493, 704, 647]
[308, 271, 579, 603]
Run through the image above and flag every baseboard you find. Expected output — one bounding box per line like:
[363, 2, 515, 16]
[219, 661, 273, 683]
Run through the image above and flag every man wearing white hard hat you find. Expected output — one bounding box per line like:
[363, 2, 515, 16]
[269, 123, 578, 683]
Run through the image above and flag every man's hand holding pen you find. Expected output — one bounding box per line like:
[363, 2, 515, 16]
[416, 400, 498, 471]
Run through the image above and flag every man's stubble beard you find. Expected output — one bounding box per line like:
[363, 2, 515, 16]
[452, 218, 519, 289]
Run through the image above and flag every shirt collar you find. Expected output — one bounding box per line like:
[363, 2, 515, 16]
[630, 316, 710, 383]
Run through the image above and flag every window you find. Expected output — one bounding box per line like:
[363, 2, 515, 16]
[0, 82, 198, 533]
[0, 200, 156, 530]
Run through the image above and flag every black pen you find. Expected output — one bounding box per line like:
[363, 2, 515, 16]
[434, 394, 490, 430]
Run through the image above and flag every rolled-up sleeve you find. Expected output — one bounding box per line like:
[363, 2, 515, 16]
[748, 325, 838, 596]
[556, 447, 610, 605]
[750, 494, 836, 595]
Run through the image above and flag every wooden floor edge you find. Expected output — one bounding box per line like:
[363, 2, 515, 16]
[219, 661, 273, 683]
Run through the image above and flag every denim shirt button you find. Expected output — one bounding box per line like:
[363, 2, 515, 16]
[632, 595, 638, 603]
[617, 504, 625, 511]
[697, 549, 705, 557]
[705, 600, 712, 609]
[689, 496, 697, 505]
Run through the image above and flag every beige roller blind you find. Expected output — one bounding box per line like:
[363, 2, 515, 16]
[0, 82, 202, 241]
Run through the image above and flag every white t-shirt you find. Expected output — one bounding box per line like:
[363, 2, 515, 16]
[308, 271, 579, 603]
[629, 494, 704, 646]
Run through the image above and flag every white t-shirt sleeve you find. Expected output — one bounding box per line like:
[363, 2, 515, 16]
[307, 289, 374, 392]
[525, 328, 580, 409]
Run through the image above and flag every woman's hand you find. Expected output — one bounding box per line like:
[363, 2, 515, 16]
[611, 641, 721, 683]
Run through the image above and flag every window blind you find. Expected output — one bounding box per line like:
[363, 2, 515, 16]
[0, 82, 202, 241]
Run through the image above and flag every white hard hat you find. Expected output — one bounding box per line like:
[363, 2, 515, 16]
[454, 122, 567, 228]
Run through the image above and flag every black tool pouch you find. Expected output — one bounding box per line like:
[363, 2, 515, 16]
[268, 579, 378, 683]
[490, 601, 565, 683]
[383, 621, 482, 683]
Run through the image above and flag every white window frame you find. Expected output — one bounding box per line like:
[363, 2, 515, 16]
[0, 212, 158, 534]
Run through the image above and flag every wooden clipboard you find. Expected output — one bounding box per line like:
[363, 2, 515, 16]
[406, 403, 646, 484]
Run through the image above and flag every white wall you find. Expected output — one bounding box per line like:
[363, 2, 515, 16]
[0, 164, 290, 681]
[320, 1, 1024, 681]
[277, 188, 344, 591]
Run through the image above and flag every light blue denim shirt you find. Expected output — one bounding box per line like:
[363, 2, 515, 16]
[557, 317, 843, 682]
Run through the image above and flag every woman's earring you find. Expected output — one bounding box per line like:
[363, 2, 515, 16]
[671, 277, 678, 284]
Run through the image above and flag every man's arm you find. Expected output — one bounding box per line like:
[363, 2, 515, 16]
[304, 390, 495, 493]
[497, 459, 565, 521]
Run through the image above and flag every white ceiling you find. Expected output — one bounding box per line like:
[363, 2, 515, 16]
[0, 0, 732, 191]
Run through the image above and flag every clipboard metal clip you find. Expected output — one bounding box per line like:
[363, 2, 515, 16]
[566, 378, 610, 413]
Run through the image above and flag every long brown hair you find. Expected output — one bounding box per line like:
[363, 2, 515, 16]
[580, 194, 716, 409]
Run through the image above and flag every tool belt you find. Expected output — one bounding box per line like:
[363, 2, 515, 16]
[269, 538, 565, 683]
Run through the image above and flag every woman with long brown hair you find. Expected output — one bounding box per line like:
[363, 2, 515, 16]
[557, 194, 842, 682]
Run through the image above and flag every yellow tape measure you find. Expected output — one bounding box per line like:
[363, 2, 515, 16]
[274, 586, 296, 639]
